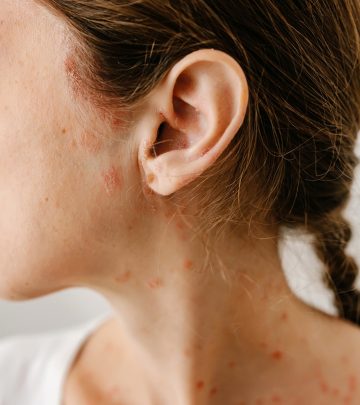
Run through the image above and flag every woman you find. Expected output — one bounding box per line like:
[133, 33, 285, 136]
[1, 0, 360, 404]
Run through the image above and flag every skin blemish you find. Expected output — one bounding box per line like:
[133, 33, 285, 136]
[348, 374, 357, 392]
[184, 259, 193, 271]
[147, 173, 155, 184]
[320, 380, 329, 394]
[209, 387, 218, 396]
[255, 399, 264, 405]
[280, 312, 288, 321]
[102, 165, 123, 195]
[228, 361, 236, 368]
[61, 128, 67, 134]
[79, 130, 102, 154]
[271, 350, 283, 360]
[332, 388, 340, 397]
[271, 394, 283, 403]
[114, 271, 132, 284]
[196, 380, 205, 390]
[343, 395, 352, 404]
[259, 341, 268, 349]
[64, 55, 86, 100]
[147, 277, 164, 289]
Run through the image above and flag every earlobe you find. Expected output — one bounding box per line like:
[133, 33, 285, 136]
[138, 49, 249, 196]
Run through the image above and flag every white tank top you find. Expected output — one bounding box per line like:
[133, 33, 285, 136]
[0, 311, 114, 405]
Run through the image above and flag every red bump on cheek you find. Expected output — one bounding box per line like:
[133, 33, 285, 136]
[209, 387, 218, 396]
[102, 166, 123, 195]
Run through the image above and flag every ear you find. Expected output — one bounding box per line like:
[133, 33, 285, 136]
[137, 48, 249, 196]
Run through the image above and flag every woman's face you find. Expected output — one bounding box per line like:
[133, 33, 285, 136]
[0, 0, 140, 299]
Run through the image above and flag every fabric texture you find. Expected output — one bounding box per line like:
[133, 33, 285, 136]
[0, 310, 114, 405]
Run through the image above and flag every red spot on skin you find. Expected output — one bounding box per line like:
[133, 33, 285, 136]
[147, 277, 163, 289]
[184, 259, 193, 271]
[79, 131, 101, 154]
[343, 395, 352, 404]
[111, 116, 124, 129]
[255, 399, 264, 405]
[228, 361, 236, 368]
[195, 342, 203, 351]
[209, 387, 218, 396]
[320, 380, 329, 393]
[332, 388, 340, 396]
[348, 374, 357, 392]
[341, 355, 350, 364]
[114, 271, 131, 284]
[271, 394, 282, 403]
[260, 341, 268, 349]
[102, 166, 122, 195]
[280, 312, 288, 321]
[271, 350, 283, 360]
[64, 55, 85, 99]
[196, 380, 204, 390]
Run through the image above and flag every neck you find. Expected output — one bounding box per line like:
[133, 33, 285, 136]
[78, 214, 333, 404]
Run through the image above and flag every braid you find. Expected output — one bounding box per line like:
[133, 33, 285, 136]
[310, 214, 360, 325]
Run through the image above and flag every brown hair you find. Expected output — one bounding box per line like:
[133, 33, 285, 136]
[38, 0, 360, 324]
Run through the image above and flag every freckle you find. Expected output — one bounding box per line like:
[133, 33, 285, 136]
[195, 342, 202, 351]
[280, 312, 288, 321]
[61, 128, 67, 134]
[44, 197, 49, 202]
[184, 259, 193, 271]
[228, 361, 236, 368]
[114, 271, 131, 284]
[209, 387, 218, 396]
[147, 277, 163, 289]
[196, 380, 204, 390]
[102, 166, 122, 195]
[271, 350, 283, 360]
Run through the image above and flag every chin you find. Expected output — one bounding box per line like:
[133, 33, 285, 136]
[0, 279, 65, 302]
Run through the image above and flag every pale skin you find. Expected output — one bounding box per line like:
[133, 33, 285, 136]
[2, 1, 360, 404]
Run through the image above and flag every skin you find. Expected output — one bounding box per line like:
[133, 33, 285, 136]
[2, 1, 360, 404]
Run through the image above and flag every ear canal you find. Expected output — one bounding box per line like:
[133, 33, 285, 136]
[140, 49, 249, 197]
